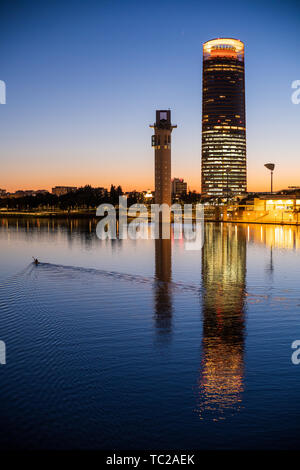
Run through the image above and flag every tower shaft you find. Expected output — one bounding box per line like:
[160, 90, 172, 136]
[150, 110, 177, 206]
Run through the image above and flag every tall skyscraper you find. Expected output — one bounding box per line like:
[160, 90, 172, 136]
[150, 110, 177, 206]
[201, 38, 247, 199]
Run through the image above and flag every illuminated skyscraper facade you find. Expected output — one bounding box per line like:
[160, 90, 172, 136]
[201, 38, 247, 198]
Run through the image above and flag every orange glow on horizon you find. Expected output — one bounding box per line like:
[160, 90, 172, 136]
[2, 173, 297, 195]
[1, 149, 298, 195]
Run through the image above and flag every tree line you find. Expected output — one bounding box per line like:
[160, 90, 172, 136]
[0, 184, 204, 212]
[0, 185, 139, 211]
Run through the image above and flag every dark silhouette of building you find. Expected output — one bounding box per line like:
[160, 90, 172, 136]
[52, 186, 77, 197]
[201, 38, 247, 198]
[172, 178, 187, 198]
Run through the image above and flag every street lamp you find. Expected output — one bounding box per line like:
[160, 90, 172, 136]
[264, 163, 275, 193]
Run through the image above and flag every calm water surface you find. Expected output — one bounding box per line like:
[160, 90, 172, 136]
[0, 218, 300, 449]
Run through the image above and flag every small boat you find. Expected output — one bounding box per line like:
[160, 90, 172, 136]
[32, 257, 39, 266]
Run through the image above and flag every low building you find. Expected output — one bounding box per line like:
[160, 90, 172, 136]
[277, 187, 300, 196]
[94, 187, 106, 196]
[172, 178, 187, 198]
[0, 189, 7, 197]
[34, 189, 49, 196]
[12, 190, 35, 198]
[52, 186, 77, 197]
[223, 194, 300, 225]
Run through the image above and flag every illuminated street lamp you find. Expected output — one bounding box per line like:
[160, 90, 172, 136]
[264, 163, 275, 193]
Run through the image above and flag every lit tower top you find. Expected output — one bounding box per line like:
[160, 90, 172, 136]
[150, 110, 177, 206]
[203, 38, 244, 61]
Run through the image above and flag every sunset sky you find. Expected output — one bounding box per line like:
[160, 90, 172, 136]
[0, 0, 299, 193]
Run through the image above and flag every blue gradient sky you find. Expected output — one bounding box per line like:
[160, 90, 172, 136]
[0, 0, 299, 192]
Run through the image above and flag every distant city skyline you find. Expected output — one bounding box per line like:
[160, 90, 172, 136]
[0, 0, 299, 193]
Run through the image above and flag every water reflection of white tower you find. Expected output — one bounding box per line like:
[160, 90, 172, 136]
[154, 237, 172, 338]
[198, 224, 246, 418]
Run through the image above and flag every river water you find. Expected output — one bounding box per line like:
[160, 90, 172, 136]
[0, 218, 299, 449]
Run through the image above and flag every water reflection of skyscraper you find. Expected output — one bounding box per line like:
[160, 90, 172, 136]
[154, 236, 172, 339]
[198, 224, 246, 418]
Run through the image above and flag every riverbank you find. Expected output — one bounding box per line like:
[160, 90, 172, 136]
[0, 210, 97, 218]
[1, 209, 299, 226]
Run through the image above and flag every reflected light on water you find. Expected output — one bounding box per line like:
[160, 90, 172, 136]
[197, 223, 246, 419]
[0, 217, 300, 445]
